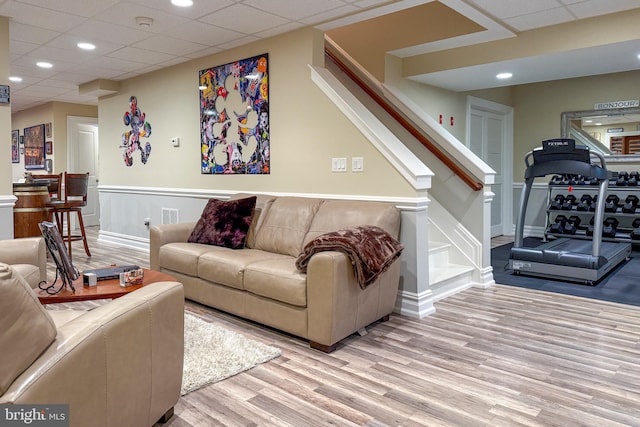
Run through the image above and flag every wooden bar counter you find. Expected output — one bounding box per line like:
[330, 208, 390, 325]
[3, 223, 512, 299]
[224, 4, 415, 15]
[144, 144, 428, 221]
[13, 182, 51, 238]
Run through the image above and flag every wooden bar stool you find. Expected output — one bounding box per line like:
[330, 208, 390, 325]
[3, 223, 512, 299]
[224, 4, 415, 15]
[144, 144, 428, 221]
[47, 172, 91, 260]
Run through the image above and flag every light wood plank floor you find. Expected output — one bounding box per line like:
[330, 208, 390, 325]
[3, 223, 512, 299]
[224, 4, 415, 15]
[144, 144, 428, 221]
[53, 228, 640, 427]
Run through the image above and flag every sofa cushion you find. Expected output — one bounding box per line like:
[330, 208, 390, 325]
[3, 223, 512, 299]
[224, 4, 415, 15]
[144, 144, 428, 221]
[229, 194, 276, 249]
[188, 196, 257, 249]
[303, 199, 401, 247]
[244, 257, 307, 307]
[158, 242, 214, 276]
[253, 197, 323, 257]
[198, 248, 285, 290]
[0, 263, 57, 395]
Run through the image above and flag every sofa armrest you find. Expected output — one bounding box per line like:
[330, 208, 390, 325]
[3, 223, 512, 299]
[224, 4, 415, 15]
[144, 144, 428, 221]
[306, 251, 401, 351]
[0, 237, 46, 282]
[1, 281, 185, 427]
[149, 222, 195, 270]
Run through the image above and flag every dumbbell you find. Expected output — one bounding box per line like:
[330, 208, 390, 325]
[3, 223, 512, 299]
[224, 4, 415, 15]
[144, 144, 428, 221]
[577, 194, 593, 211]
[551, 175, 564, 185]
[629, 171, 639, 186]
[563, 216, 581, 235]
[561, 194, 576, 210]
[586, 216, 595, 236]
[623, 195, 639, 213]
[602, 217, 619, 238]
[605, 194, 620, 212]
[616, 171, 629, 186]
[550, 194, 565, 210]
[549, 215, 568, 234]
[589, 195, 598, 211]
[631, 218, 640, 240]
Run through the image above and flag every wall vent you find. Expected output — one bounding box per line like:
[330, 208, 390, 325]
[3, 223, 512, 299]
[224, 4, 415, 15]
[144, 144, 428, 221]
[161, 208, 179, 224]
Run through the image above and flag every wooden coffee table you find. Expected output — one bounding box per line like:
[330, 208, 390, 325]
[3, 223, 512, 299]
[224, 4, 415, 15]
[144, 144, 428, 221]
[37, 268, 176, 304]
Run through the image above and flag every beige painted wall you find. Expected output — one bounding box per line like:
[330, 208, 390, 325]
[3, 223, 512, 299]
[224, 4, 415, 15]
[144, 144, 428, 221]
[511, 70, 640, 177]
[0, 17, 10, 195]
[11, 102, 97, 181]
[98, 27, 415, 197]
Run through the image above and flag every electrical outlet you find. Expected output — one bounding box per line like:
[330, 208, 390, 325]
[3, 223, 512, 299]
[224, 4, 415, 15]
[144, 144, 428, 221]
[171, 137, 180, 147]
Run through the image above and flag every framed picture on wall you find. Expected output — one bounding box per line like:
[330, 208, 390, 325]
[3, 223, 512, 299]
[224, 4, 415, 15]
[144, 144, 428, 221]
[11, 130, 19, 163]
[45, 122, 52, 138]
[199, 53, 269, 174]
[46, 140, 53, 155]
[23, 124, 46, 169]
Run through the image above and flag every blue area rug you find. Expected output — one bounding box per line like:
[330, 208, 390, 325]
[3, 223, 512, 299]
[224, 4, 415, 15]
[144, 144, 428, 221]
[492, 237, 640, 306]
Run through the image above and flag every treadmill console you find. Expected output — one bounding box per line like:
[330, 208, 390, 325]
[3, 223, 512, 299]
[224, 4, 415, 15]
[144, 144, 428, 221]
[533, 138, 590, 165]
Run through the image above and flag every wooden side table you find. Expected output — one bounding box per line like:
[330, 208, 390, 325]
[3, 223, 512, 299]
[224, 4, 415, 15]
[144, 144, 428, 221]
[37, 268, 177, 304]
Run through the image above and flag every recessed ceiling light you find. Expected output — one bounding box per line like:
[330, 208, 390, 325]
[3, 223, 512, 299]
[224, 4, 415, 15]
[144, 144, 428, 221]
[9, 76, 22, 82]
[77, 42, 96, 50]
[171, 0, 193, 7]
[37, 62, 53, 69]
[496, 72, 512, 79]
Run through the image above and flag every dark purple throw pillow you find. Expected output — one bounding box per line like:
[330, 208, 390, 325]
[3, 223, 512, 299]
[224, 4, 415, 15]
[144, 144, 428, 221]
[188, 196, 257, 249]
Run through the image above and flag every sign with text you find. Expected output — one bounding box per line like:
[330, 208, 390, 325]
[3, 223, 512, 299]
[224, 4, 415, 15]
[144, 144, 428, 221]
[594, 100, 639, 110]
[0, 405, 69, 427]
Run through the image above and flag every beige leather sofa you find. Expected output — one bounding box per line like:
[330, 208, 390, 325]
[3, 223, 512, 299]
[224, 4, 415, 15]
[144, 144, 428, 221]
[150, 194, 402, 352]
[0, 263, 184, 427]
[0, 237, 47, 287]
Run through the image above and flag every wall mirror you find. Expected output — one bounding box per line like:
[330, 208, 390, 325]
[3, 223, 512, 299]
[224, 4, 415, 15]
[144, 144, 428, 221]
[561, 107, 640, 163]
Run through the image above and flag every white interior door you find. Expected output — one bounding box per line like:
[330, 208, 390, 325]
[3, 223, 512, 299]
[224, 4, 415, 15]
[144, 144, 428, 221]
[467, 97, 513, 237]
[68, 116, 99, 227]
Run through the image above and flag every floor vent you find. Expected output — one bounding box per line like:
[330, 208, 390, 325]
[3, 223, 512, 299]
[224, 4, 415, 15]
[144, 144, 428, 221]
[161, 208, 179, 224]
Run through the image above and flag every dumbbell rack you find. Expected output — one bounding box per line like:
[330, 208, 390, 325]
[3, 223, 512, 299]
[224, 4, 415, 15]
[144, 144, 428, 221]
[545, 172, 640, 244]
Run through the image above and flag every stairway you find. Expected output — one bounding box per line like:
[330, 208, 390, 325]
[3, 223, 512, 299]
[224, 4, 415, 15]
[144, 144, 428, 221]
[429, 240, 475, 301]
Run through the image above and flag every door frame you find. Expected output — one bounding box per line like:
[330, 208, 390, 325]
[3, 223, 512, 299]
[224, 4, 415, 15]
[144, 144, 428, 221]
[466, 96, 514, 236]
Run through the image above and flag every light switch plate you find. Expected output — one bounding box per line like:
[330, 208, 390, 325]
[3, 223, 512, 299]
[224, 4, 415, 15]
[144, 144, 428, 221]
[352, 157, 364, 172]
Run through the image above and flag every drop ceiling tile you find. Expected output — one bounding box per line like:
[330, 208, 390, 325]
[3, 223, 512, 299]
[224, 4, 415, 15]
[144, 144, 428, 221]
[199, 4, 289, 34]
[184, 46, 223, 60]
[299, 5, 359, 25]
[243, 0, 348, 20]
[165, 20, 244, 45]
[107, 46, 176, 65]
[0, 1, 86, 32]
[254, 21, 305, 39]
[504, 7, 574, 31]
[9, 39, 39, 56]
[16, 0, 120, 17]
[28, 45, 91, 64]
[567, 0, 640, 19]
[95, 1, 190, 33]
[467, 0, 563, 20]
[9, 22, 60, 45]
[132, 0, 234, 20]
[133, 34, 209, 56]
[44, 34, 124, 56]
[68, 19, 151, 45]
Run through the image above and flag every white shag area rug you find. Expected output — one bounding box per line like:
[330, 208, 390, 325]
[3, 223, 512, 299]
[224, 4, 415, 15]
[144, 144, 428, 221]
[181, 313, 282, 395]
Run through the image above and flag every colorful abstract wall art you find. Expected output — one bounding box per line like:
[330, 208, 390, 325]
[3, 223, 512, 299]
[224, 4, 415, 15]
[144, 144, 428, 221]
[121, 95, 152, 166]
[199, 54, 269, 174]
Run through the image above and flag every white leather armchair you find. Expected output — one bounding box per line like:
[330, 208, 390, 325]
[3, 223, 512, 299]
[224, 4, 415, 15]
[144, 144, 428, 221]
[0, 263, 185, 427]
[0, 237, 47, 287]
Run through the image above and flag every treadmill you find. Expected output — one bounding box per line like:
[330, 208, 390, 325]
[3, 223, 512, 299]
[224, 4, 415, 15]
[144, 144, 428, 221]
[509, 138, 631, 285]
